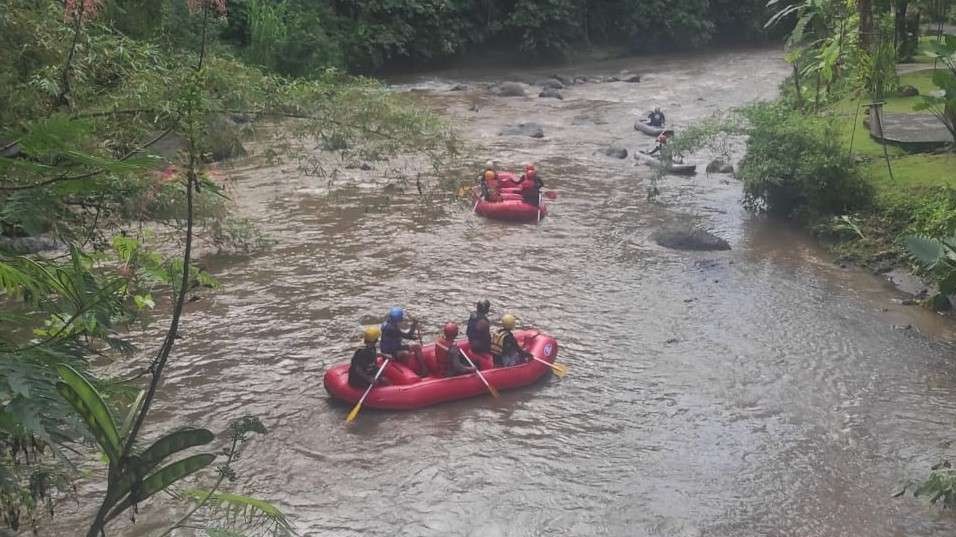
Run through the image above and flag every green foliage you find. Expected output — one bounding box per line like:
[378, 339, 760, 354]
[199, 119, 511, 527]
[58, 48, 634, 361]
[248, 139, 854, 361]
[737, 103, 873, 219]
[915, 35, 956, 139]
[905, 460, 956, 507]
[181, 490, 295, 536]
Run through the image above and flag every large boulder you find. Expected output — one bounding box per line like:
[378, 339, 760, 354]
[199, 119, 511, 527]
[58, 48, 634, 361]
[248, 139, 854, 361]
[603, 145, 628, 159]
[536, 78, 565, 90]
[652, 225, 731, 251]
[500, 122, 545, 138]
[898, 85, 920, 97]
[706, 158, 734, 174]
[495, 82, 527, 97]
[539, 88, 564, 100]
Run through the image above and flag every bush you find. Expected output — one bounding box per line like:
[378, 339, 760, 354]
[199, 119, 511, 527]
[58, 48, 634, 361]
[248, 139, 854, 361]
[737, 104, 872, 220]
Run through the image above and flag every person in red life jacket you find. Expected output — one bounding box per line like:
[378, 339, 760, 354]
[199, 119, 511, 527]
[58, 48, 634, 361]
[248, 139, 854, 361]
[520, 163, 544, 206]
[380, 307, 426, 375]
[433, 322, 476, 377]
[648, 129, 674, 156]
[491, 313, 533, 367]
[348, 326, 384, 389]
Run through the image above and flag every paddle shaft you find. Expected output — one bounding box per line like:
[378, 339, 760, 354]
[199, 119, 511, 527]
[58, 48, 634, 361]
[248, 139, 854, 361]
[350, 357, 390, 416]
[459, 348, 498, 396]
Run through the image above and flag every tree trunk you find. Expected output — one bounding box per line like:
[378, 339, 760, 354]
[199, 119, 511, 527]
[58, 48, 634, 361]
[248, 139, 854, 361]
[895, 0, 909, 58]
[858, 0, 873, 52]
[792, 62, 804, 110]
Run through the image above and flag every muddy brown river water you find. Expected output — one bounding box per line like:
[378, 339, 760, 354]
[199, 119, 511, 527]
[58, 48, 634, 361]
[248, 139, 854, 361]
[52, 47, 956, 537]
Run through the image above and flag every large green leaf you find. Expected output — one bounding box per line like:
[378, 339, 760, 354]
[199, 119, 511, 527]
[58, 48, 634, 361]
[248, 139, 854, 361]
[55, 364, 120, 463]
[182, 489, 296, 536]
[904, 235, 945, 269]
[103, 453, 215, 523]
[134, 427, 215, 476]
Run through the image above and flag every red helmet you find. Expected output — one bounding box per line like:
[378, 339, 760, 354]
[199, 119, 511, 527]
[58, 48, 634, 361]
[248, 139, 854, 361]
[443, 322, 459, 339]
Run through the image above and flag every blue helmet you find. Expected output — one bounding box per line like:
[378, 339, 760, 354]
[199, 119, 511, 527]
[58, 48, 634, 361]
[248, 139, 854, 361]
[388, 307, 404, 322]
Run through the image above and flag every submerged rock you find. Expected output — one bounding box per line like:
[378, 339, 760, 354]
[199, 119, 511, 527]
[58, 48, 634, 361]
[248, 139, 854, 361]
[500, 122, 545, 138]
[652, 225, 731, 251]
[449, 83, 467, 91]
[539, 88, 563, 100]
[706, 158, 735, 174]
[495, 82, 527, 97]
[622, 74, 642, 83]
[603, 145, 628, 159]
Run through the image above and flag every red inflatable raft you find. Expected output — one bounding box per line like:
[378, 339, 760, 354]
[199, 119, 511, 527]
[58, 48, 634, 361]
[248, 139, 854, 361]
[323, 330, 559, 410]
[473, 171, 547, 223]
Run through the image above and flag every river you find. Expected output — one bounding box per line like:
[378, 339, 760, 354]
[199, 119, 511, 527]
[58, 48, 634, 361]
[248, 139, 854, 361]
[56, 47, 956, 537]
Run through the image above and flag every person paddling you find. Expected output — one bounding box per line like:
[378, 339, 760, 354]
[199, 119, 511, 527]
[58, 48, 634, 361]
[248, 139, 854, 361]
[648, 129, 673, 157]
[380, 307, 425, 375]
[434, 322, 476, 377]
[492, 313, 532, 367]
[479, 168, 500, 202]
[520, 164, 544, 207]
[348, 326, 383, 389]
[647, 107, 666, 128]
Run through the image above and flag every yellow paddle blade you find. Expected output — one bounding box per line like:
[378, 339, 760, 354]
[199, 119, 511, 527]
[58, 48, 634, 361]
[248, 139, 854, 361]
[550, 362, 569, 378]
[487, 383, 500, 399]
[345, 401, 363, 423]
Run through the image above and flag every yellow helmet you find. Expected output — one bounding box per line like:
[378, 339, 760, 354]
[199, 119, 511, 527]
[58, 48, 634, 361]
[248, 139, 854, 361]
[483, 169, 496, 181]
[501, 314, 517, 330]
[362, 326, 381, 343]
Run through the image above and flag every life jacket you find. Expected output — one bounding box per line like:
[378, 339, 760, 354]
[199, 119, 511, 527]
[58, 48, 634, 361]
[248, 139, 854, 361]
[379, 320, 403, 355]
[432, 337, 452, 377]
[491, 329, 513, 356]
[656, 132, 669, 145]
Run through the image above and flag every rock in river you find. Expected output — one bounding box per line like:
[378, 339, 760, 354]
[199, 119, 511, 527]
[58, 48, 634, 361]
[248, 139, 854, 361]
[494, 82, 527, 97]
[652, 225, 731, 251]
[500, 122, 545, 138]
[536, 78, 565, 90]
[539, 88, 563, 100]
[603, 145, 628, 159]
[706, 159, 734, 174]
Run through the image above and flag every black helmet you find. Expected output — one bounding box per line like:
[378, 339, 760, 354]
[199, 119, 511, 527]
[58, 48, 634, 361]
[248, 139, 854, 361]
[476, 300, 491, 314]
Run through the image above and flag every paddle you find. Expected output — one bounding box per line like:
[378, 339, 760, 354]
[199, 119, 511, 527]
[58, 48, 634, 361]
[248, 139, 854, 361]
[345, 358, 391, 423]
[524, 332, 569, 378]
[537, 192, 542, 223]
[459, 347, 500, 398]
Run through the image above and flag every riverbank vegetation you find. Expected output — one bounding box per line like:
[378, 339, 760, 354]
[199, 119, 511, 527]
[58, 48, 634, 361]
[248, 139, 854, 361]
[675, 0, 956, 295]
[675, 0, 956, 513]
[1, 0, 457, 535]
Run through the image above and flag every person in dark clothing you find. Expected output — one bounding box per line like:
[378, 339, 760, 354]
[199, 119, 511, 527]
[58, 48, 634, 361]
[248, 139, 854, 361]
[434, 322, 476, 377]
[380, 306, 425, 375]
[491, 313, 532, 367]
[348, 326, 383, 389]
[466, 300, 492, 353]
[647, 107, 666, 128]
[520, 164, 544, 206]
